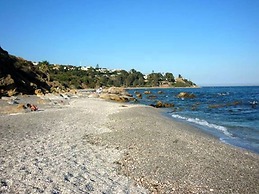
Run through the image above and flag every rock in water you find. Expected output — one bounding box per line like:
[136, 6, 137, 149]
[177, 92, 196, 99]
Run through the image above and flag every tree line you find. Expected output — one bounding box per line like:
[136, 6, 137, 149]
[37, 61, 196, 89]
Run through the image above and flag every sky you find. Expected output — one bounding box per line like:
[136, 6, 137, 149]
[1, 0, 259, 86]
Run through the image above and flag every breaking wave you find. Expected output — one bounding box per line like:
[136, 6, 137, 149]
[171, 114, 232, 137]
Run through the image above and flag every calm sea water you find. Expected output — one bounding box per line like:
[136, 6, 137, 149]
[127, 86, 259, 154]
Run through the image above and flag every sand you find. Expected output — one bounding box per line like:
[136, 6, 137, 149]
[0, 95, 259, 193]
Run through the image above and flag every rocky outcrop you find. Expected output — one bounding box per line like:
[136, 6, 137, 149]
[100, 87, 136, 102]
[0, 47, 50, 97]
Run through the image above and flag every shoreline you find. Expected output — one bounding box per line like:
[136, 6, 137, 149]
[125, 86, 201, 90]
[1, 95, 259, 193]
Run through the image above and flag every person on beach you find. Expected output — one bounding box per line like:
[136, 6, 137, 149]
[26, 103, 38, 111]
[96, 87, 103, 94]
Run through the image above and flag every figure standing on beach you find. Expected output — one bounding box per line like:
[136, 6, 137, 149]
[96, 87, 103, 94]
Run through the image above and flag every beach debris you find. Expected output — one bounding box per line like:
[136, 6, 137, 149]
[27, 103, 38, 111]
[177, 92, 196, 99]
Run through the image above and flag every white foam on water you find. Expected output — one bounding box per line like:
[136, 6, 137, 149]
[171, 114, 232, 137]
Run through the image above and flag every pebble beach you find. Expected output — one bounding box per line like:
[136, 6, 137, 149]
[0, 94, 259, 193]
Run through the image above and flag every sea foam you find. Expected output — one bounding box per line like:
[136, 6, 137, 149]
[171, 114, 232, 137]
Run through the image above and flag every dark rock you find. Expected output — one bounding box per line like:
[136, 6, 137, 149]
[136, 93, 142, 99]
[150, 101, 174, 108]
[158, 91, 164, 94]
[1, 180, 8, 187]
[164, 103, 174, 108]
[85, 183, 94, 191]
[147, 95, 157, 99]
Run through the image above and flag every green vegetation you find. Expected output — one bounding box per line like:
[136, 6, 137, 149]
[36, 61, 196, 89]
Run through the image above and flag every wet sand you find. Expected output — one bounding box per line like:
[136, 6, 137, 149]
[0, 95, 258, 193]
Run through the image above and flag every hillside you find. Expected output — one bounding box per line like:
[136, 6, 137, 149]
[0, 47, 197, 97]
[0, 47, 51, 97]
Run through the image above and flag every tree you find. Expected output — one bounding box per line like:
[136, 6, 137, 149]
[147, 73, 162, 87]
[165, 72, 175, 82]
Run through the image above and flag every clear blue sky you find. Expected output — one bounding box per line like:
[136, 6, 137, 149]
[1, 0, 259, 86]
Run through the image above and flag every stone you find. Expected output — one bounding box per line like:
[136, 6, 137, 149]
[136, 93, 142, 99]
[99, 93, 111, 100]
[107, 87, 125, 94]
[150, 101, 174, 108]
[35, 89, 44, 96]
[177, 92, 196, 99]
[144, 91, 151, 94]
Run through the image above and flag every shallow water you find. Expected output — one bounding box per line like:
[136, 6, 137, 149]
[127, 86, 259, 153]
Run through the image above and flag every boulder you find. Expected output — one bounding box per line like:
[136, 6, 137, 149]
[109, 94, 123, 102]
[177, 92, 196, 99]
[100, 92, 136, 103]
[35, 89, 44, 96]
[136, 93, 142, 99]
[150, 101, 174, 108]
[107, 87, 125, 94]
[144, 91, 151, 94]
[99, 93, 111, 100]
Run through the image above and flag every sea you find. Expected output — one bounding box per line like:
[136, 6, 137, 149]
[127, 86, 259, 154]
